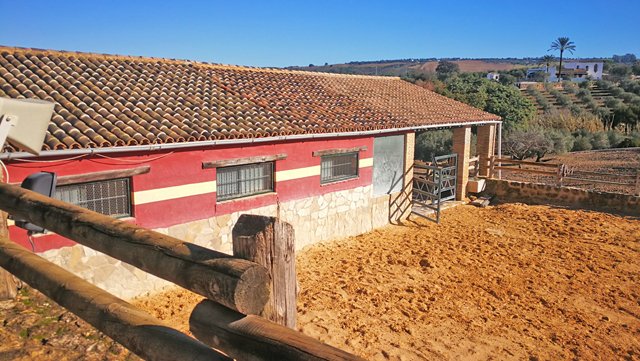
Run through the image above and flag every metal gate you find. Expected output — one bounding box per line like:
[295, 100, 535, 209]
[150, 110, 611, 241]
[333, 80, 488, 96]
[412, 154, 457, 223]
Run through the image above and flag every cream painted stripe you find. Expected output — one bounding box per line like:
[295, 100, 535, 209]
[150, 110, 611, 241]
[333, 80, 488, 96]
[134, 181, 216, 205]
[276, 165, 321, 182]
[275, 157, 374, 182]
[132, 158, 374, 205]
[359, 157, 373, 168]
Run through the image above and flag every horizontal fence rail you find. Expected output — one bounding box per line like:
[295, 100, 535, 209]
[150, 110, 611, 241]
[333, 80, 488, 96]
[490, 156, 640, 195]
[0, 183, 270, 315]
[0, 183, 366, 361]
[0, 235, 230, 361]
[190, 300, 366, 361]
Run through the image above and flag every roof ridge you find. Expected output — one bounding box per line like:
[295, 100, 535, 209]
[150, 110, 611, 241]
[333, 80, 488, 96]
[0, 45, 400, 81]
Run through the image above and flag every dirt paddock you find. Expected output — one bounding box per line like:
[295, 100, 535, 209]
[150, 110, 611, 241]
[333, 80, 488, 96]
[2, 203, 639, 360]
[134, 203, 640, 361]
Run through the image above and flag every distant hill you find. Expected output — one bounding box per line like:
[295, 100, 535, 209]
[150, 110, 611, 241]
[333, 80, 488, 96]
[286, 58, 538, 76]
[286, 57, 607, 77]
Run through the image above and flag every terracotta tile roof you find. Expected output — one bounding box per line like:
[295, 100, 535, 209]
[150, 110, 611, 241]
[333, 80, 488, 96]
[0, 47, 499, 152]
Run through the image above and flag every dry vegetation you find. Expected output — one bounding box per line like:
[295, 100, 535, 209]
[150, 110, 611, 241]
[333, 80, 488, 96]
[1, 203, 638, 361]
[501, 148, 640, 194]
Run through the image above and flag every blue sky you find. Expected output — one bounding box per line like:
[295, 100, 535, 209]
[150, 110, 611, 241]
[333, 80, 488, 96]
[1, 0, 638, 67]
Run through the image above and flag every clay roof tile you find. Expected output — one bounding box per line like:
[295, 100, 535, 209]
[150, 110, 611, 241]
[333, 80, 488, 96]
[0, 46, 499, 152]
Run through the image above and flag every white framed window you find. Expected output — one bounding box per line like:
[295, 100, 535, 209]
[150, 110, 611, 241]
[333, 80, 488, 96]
[216, 162, 274, 201]
[56, 178, 132, 218]
[320, 152, 359, 184]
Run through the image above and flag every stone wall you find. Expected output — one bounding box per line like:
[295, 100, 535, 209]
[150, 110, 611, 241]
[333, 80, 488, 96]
[40, 185, 396, 299]
[485, 179, 640, 216]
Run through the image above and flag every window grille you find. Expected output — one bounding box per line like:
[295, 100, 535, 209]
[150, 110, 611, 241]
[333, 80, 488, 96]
[216, 162, 274, 201]
[321, 152, 359, 184]
[55, 178, 131, 218]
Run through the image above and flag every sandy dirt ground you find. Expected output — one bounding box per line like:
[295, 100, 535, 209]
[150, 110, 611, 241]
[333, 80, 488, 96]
[137, 203, 640, 360]
[295, 204, 640, 360]
[2, 203, 639, 360]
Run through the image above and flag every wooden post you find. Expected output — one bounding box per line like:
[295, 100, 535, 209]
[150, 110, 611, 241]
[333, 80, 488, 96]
[0, 183, 270, 315]
[489, 155, 495, 179]
[190, 300, 366, 361]
[0, 169, 18, 300]
[0, 235, 231, 361]
[233, 215, 296, 328]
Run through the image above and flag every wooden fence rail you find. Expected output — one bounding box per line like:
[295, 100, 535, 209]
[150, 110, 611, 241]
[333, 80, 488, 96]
[0, 235, 230, 361]
[489, 156, 640, 195]
[0, 183, 270, 315]
[190, 300, 366, 361]
[0, 182, 365, 360]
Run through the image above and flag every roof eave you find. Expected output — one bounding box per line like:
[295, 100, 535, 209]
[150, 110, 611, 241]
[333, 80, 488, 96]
[1, 119, 501, 160]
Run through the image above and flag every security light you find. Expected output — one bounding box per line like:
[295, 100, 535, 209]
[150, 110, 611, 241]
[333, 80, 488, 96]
[14, 172, 57, 234]
[0, 97, 55, 155]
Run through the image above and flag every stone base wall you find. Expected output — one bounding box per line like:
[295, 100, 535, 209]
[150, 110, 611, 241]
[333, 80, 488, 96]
[485, 179, 640, 216]
[40, 185, 397, 299]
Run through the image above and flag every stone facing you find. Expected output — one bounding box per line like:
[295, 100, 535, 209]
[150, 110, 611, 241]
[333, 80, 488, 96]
[485, 179, 640, 215]
[39, 185, 394, 299]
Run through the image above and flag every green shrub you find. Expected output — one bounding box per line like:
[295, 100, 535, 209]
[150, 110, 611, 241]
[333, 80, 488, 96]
[549, 129, 574, 155]
[579, 80, 592, 89]
[607, 130, 627, 147]
[610, 87, 624, 97]
[415, 129, 452, 161]
[569, 105, 583, 116]
[590, 132, 610, 149]
[572, 135, 593, 151]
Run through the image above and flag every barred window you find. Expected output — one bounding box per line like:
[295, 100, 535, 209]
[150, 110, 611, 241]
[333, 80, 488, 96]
[55, 178, 131, 218]
[321, 152, 359, 184]
[216, 162, 274, 201]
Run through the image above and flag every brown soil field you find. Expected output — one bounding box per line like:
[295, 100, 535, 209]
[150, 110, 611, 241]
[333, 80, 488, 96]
[1, 203, 639, 360]
[417, 60, 522, 73]
[501, 148, 640, 195]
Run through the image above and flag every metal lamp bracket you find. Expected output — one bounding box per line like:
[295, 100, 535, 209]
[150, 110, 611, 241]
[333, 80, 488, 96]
[0, 114, 18, 150]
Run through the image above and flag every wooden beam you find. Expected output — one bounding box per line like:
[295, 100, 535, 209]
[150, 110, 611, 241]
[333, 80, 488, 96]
[492, 158, 559, 168]
[0, 170, 18, 301]
[203, 154, 287, 169]
[312, 146, 366, 157]
[0, 183, 270, 315]
[0, 236, 230, 361]
[492, 166, 557, 176]
[190, 300, 366, 361]
[233, 215, 296, 328]
[56, 166, 150, 186]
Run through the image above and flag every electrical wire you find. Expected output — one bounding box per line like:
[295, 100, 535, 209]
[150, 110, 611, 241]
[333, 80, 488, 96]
[27, 232, 36, 252]
[94, 151, 175, 163]
[0, 159, 9, 183]
[10, 151, 174, 165]
[12, 154, 88, 163]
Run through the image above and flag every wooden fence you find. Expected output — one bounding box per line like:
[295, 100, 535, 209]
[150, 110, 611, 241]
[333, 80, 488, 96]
[489, 156, 640, 195]
[0, 183, 364, 361]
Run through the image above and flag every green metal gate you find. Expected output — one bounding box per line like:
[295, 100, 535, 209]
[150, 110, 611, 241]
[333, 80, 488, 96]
[412, 154, 457, 223]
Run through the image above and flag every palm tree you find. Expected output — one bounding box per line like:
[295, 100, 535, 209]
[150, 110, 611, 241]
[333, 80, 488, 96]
[548, 37, 576, 82]
[540, 55, 555, 81]
[540, 55, 555, 70]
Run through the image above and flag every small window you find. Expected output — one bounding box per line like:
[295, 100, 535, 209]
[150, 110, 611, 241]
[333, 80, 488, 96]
[56, 178, 132, 218]
[594, 63, 599, 73]
[321, 152, 359, 184]
[217, 162, 274, 201]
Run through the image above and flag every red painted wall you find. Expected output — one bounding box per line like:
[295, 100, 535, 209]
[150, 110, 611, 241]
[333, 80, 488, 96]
[5, 134, 393, 252]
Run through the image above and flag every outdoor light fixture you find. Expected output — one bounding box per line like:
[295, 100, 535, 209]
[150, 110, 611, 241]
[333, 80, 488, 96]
[0, 97, 55, 155]
[14, 172, 57, 234]
[0, 97, 56, 236]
